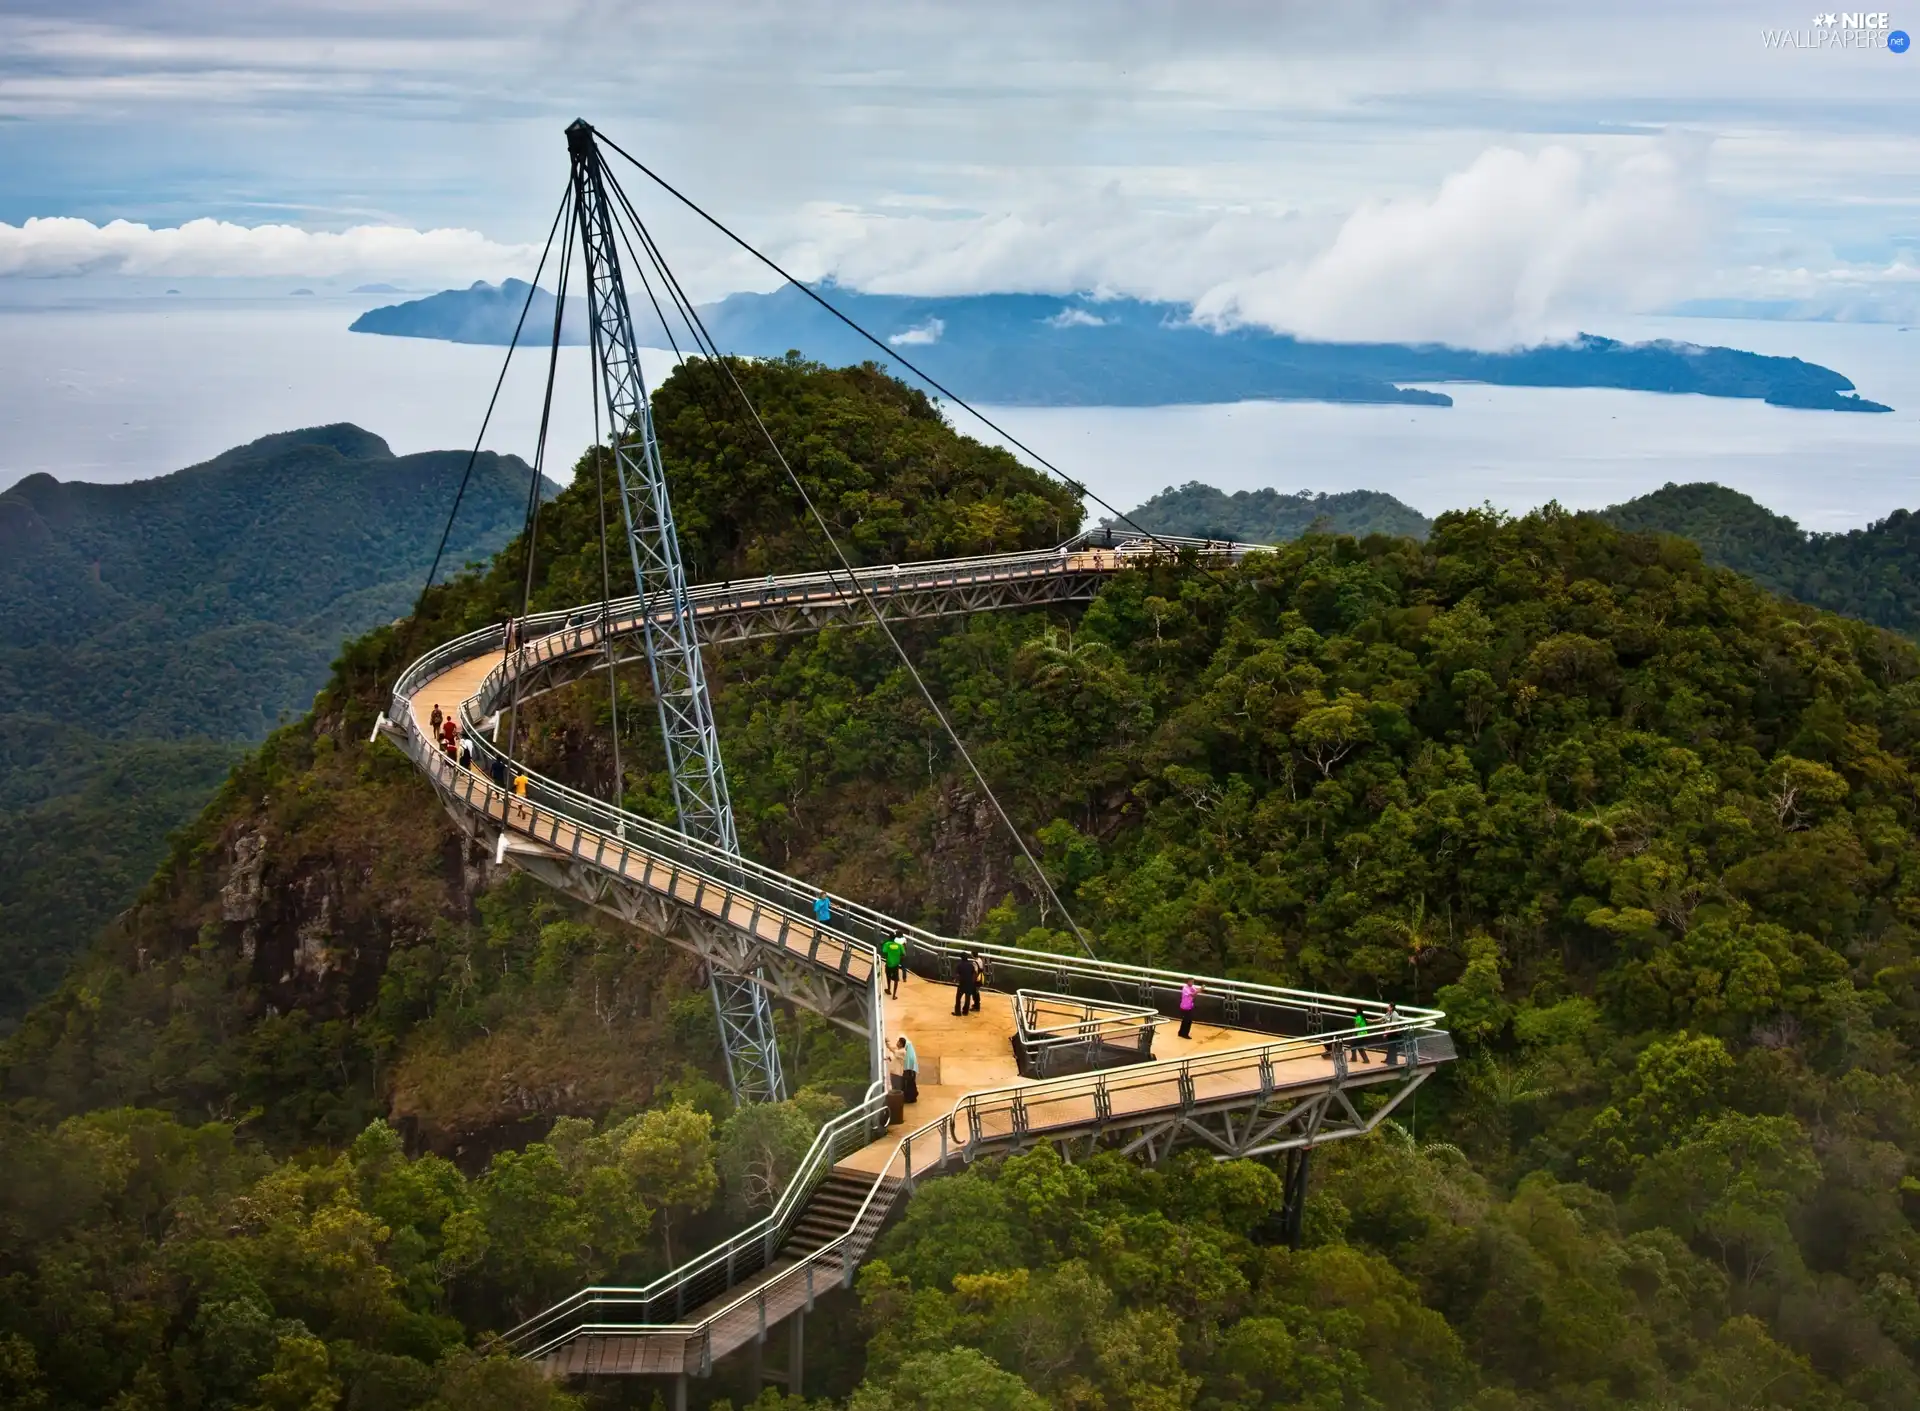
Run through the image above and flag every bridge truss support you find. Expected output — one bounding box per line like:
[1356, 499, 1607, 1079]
[490, 832, 874, 1033]
[711, 973, 786, 1107]
[985, 1060, 1435, 1177]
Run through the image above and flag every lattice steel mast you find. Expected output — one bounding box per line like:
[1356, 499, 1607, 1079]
[567, 119, 785, 1104]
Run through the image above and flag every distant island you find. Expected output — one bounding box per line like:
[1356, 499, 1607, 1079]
[1117, 482, 1432, 542]
[351, 281, 1892, 413]
[350, 279, 587, 345]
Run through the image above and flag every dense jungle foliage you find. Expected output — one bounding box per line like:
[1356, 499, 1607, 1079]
[1606, 480, 1920, 638]
[0, 427, 541, 1026]
[6, 355, 1920, 1410]
[1120, 481, 1432, 544]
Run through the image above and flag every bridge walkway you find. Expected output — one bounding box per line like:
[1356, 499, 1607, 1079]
[383, 533, 1454, 1381]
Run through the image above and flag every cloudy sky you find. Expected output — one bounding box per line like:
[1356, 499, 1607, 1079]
[1, 0, 1916, 347]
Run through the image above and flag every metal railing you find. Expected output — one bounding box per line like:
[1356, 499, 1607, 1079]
[503, 1082, 889, 1363]
[514, 1015, 1457, 1371]
[934, 1023, 1455, 1167]
[386, 537, 1442, 1370]
[1011, 990, 1159, 1077]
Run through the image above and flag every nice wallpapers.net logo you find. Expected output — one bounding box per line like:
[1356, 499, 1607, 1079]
[1762, 11, 1911, 49]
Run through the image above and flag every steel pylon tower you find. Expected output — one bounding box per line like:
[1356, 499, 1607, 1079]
[567, 120, 785, 1105]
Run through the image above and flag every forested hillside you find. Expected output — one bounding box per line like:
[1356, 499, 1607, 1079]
[1605, 480, 1920, 637]
[1119, 480, 1432, 544]
[0, 427, 543, 1024]
[6, 357, 1920, 1410]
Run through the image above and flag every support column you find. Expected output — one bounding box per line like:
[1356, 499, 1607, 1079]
[710, 969, 786, 1104]
[671, 1374, 687, 1411]
[1281, 1147, 1312, 1249]
[789, 1310, 805, 1398]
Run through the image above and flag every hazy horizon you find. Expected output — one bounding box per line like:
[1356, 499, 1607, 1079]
[4, 301, 1915, 536]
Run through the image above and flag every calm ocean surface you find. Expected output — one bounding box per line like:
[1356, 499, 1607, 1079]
[1, 299, 1915, 532]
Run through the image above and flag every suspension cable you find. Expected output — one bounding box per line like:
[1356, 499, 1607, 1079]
[506, 194, 577, 762]
[594, 130, 1186, 557]
[416, 180, 571, 611]
[601, 169, 1098, 958]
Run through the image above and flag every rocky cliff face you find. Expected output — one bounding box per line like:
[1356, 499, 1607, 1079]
[2, 637, 689, 1151]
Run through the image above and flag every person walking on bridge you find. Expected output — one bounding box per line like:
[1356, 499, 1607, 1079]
[881, 933, 907, 998]
[813, 893, 832, 927]
[1350, 1008, 1371, 1064]
[429, 704, 444, 736]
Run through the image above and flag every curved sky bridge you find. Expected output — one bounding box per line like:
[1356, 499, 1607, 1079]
[380, 530, 1456, 1391]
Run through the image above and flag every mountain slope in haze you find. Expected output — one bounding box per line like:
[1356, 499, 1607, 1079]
[7, 356, 1920, 1406]
[349, 278, 591, 345]
[0, 426, 548, 1023]
[352, 280, 1891, 412]
[1118, 480, 1433, 542]
[1604, 481, 1920, 636]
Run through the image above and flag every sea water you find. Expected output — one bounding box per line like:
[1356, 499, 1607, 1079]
[1, 299, 1915, 532]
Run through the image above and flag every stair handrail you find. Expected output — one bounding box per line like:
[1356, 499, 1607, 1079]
[500, 1072, 888, 1355]
[506, 1015, 1459, 1363]
[1015, 989, 1162, 1044]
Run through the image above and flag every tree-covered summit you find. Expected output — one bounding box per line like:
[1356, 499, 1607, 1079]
[0, 425, 545, 1027]
[1115, 480, 1432, 544]
[1606, 479, 1920, 638]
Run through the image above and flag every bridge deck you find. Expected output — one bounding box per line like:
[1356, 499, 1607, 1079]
[409, 656, 877, 984]
[832, 974, 1358, 1176]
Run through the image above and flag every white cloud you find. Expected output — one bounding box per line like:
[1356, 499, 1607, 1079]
[887, 316, 944, 346]
[1195, 143, 1715, 348]
[0, 215, 534, 281]
[1046, 307, 1105, 328]
[778, 141, 1715, 350]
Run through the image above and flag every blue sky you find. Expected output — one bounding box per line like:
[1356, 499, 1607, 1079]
[2, 1, 1917, 345]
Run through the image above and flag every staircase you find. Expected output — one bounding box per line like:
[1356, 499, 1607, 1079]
[777, 1170, 881, 1260]
[534, 1168, 905, 1378]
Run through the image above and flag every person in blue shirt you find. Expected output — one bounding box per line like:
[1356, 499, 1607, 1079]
[813, 894, 832, 925]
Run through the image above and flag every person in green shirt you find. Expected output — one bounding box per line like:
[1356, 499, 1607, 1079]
[881, 934, 907, 998]
[1350, 1008, 1371, 1064]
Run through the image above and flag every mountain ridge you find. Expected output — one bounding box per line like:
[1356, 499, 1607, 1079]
[0, 425, 550, 1023]
[1117, 481, 1433, 542]
[1603, 480, 1920, 637]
